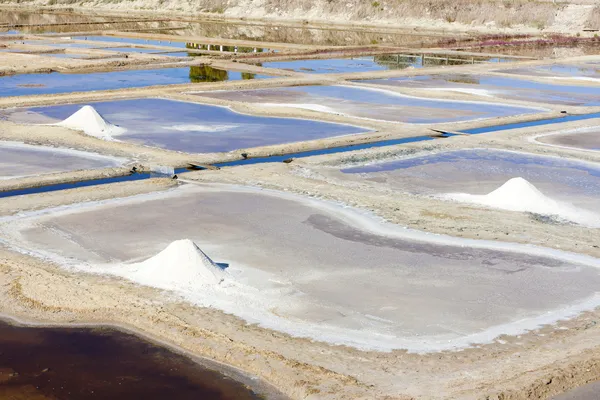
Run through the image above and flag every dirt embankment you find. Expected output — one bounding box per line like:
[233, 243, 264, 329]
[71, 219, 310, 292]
[0, 0, 598, 34]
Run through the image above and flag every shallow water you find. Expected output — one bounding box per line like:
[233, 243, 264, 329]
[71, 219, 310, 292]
[259, 54, 503, 74]
[552, 381, 600, 400]
[10, 98, 367, 153]
[196, 85, 542, 124]
[358, 74, 600, 106]
[71, 36, 273, 53]
[3, 183, 600, 351]
[461, 112, 600, 134]
[0, 67, 268, 96]
[537, 129, 600, 151]
[94, 46, 171, 53]
[0, 142, 124, 179]
[72, 35, 188, 49]
[261, 56, 419, 73]
[341, 148, 600, 211]
[501, 64, 600, 79]
[0, 319, 262, 400]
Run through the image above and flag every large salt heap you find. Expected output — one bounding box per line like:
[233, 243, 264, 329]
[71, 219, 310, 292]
[124, 239, 227, 290]
[55, 105, 125, 140]
[444, 177, 600, 227]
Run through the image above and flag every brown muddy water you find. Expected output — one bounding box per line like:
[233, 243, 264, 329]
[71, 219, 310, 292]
[0, 319, 266, 400]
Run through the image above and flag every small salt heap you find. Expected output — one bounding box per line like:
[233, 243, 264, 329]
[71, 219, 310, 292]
[55, 105, 125, 140]
[444, 177, 600, 227]
[123, 239, 227, 290]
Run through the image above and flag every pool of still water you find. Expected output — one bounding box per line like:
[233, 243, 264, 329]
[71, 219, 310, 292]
[196, 85, 542, 124]
[0, 319, 263, 400]
[12, 98, 368, 153]
[357, 75, 600, 106]
[340, 148, 600, 211]
[0, 67, 269, 96]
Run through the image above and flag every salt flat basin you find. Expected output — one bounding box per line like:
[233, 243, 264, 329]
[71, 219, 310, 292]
[194, 85, 541, 124]
[535, 127, 600, 151]
[3, 99, 367, 153]
[357, 75, 600, 106]
[339, 149, 600, 213]
[0, 67, 269, 97]
[0, 141, 125, 179]
[260, 57, 416, 73]
[71, 35, 188, 49]
[500, 64, 600, 81]
[3, 183, 600, 352]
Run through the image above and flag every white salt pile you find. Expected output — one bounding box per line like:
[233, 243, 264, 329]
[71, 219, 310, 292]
[55, 105, 125, 140]
[444, 177, 600, 227]
[121, 239, 227, 291]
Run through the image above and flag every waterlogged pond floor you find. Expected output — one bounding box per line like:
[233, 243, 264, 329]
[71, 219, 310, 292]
[536, 127, 600, 151]
[0, 141, 125, 179]
[500, 64, 600, 81]
[0, 67, 268, 97]
[3, 98, 367, 153]
[258, 54, 508, 74]
[339, 148, 600, 212]
[195, 85, 541, 124]
[0, 319, 263, 400]
[2, 183, 600, 352]
[358, 75, 600, 106]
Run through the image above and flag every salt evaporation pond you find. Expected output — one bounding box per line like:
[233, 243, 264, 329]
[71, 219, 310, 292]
[2, 183, 600, 352]
[0, 319, 264, 400]
[6, 99, 367, 152]
[0, 67, 268, 97]
[535, 127, 600, 151]
[339, 148, 600, 213]
[195, 85, 541, 124]
[260, 56, 416, 73]
[0, 141, 124, 179]
[358, 75, 600, 106]
[71, 35, 188, 49]
[500, 64, 600, 80]
[258, 54, 503, 74]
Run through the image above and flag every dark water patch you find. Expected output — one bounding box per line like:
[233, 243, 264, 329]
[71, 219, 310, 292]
[0, 319, 263, 400]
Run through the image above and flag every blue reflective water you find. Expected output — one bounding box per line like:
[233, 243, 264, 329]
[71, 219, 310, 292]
[72, 35, 188, 49]
[343, 149, 600, 179]
[95, 47, 169, 53]
[0, 67, 270, 96]
[503, 64, 600, 78]
[461, 113, 600, 134]
[0, 168, 189, 199]
[26, 98, 368, 153]
[282, 85, 540, 123]
[262, 57, 419, 74]
[359, 75, 600, 106]
[215, 135, 433, 167]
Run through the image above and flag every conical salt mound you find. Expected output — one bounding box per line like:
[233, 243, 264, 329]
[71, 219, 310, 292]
[483, 177, 558, 211]
[56, 105, 125, 139]
[127, 239, 226, 287]
[443, 177, 600, 227]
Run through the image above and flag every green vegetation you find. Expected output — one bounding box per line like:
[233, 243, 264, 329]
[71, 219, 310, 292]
[189, 65, 228, 83]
